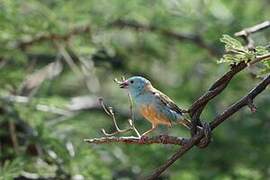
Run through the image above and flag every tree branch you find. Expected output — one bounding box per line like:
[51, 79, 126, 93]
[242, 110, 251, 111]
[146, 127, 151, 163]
[84, 135, 188, 146]
[235, 21, 270, 37]
[249, 53, 270, 65]
[16, 19, 221, 57]
[188, 61, 247, 136]
[189, 62, 247, 116]
[210, 74, 270, 129]
[146, 74, 270, 179]
[111, 19, 221, 57]
[17, 26, 91, 49]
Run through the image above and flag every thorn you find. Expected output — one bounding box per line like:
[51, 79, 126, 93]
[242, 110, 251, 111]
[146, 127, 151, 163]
[108, 107, 114, 115]
[101, 129, 107, 135]
[250, 106, 257, 113]
[114, 77, 125, 84]
[114, 78, 120, 84]
[128, 119, 133, 126]
[247, 98, 257, 113]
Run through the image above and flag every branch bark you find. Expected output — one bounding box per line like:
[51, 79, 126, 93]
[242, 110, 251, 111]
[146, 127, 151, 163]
[84, 135, 188, 146]
[235, 21, 270, 49]
[235, 21, 270, 37]
[210, 74, 270, 129]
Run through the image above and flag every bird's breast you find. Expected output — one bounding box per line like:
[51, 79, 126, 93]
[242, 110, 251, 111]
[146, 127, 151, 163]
[138, 104, 172, 126]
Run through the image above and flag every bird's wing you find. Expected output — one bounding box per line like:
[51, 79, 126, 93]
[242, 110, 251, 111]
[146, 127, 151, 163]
[151, 88, 183, 114]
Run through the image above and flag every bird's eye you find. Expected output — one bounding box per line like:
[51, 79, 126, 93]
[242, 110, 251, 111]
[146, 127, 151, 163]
[130, 80, 134, 84]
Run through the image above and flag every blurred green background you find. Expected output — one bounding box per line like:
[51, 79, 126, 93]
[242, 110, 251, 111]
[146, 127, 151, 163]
[0, 0, 270, 179]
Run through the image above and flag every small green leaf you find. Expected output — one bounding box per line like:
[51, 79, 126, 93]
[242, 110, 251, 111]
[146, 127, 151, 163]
[220, 34, 246, 53]
[218, 34, 269, 66]
[255, 46, 269, 56]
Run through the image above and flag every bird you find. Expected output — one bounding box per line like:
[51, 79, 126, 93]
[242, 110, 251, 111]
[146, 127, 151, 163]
[119, 76, 191, 138]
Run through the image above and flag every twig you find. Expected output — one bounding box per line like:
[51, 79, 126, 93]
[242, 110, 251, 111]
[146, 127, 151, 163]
[188, 52, 270, 135]
[8, 120, 19, 154]
[84, 135, 188, 145]
[90, 78, 142, 139]
[128, 93, 141, 137]
[99, 98, 133, 136]
[188, 61, 247, 136]
[235, 21, 270, 37]
[210, 74, 270, 129]
[97, 78, 143, 137]
[249, 53, 270, 65]
[235, 21, 270, 49]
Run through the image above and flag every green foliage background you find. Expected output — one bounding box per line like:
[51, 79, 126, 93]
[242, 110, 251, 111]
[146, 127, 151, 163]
[0, 0, 270, 179]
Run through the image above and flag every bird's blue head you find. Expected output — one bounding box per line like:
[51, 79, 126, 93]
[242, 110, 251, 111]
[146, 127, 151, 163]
[120, 76, 151, 97]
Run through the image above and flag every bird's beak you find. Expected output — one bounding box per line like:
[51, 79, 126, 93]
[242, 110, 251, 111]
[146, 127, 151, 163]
[119, 81, 128, 88]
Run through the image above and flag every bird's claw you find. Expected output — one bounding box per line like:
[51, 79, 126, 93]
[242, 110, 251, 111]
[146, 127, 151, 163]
[159, 134, 169, 144]
[197, 122, 212, 148]
[139, 135, 149, 143]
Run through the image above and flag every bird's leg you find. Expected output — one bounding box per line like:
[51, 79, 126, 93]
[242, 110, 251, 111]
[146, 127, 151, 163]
[141, 124, 157, 137]
[139, 124, 157, 143]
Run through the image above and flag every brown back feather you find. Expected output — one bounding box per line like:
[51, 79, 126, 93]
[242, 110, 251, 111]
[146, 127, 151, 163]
[146, 85, 183, 114]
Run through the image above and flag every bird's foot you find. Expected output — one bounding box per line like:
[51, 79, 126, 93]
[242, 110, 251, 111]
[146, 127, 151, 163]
[139, 135, 149, 144]
[197, 122, 212, 148]
[159, 134, 169, 144]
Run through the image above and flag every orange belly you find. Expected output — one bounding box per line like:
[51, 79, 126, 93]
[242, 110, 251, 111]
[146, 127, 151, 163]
[139, 105, 171, 126]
